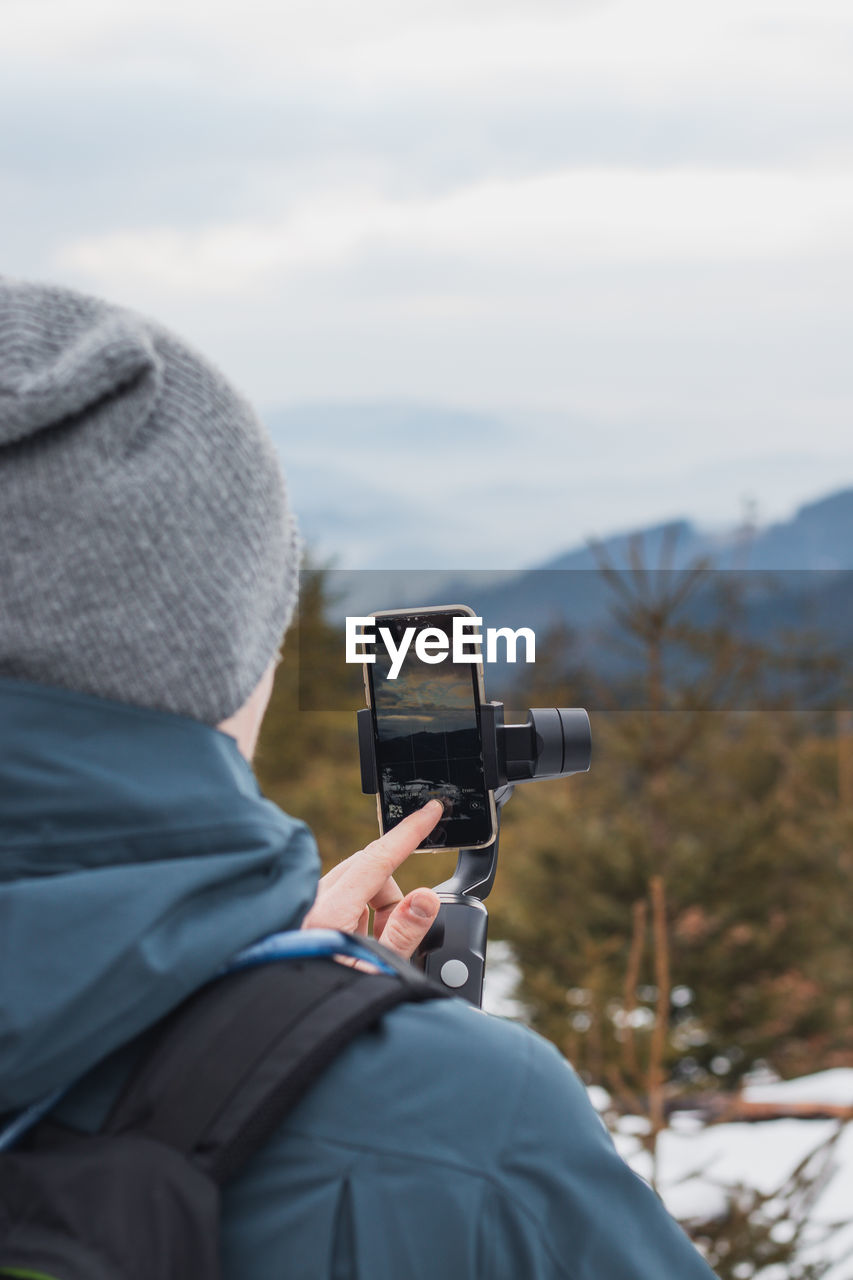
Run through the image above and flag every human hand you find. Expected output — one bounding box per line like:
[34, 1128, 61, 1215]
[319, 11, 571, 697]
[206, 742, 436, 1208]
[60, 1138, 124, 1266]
[302, 800, 443, 959]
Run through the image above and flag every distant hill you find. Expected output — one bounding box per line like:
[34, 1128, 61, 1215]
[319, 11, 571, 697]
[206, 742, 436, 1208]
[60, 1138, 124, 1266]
[461, 488, 853, 641]
[311, 488, 853, 705]
[534, 489, 853, 575]
[538, 518, 708, 573]
[265, 399, 853, 579]
[283, 438, 853, 705]
[742, 489, 853, 570]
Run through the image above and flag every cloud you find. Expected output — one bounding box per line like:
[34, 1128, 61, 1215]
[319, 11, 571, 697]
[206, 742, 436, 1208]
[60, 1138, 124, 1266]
[5, 0, 853, 568]
[55, 166, 853, 298]
[4, 1, 853, 191]
[7, 0, 853, 102]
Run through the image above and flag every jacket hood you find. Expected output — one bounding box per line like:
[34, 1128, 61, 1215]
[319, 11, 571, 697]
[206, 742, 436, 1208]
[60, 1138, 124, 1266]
[0, 676, 321, 1112]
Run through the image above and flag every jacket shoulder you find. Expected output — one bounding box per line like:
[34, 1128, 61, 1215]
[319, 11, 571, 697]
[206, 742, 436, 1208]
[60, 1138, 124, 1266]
[221, 998, 717, 1280]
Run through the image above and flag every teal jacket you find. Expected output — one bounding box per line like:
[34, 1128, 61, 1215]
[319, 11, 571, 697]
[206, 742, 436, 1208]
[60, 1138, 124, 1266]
[0, 676, 716, 1279]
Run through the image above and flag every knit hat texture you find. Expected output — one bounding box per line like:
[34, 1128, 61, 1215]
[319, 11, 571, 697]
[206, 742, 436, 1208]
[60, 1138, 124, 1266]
[0, 276, 301, 725]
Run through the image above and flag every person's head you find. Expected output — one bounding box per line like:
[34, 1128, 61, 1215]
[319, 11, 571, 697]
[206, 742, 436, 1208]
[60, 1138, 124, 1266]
[0, 277, 300, 760]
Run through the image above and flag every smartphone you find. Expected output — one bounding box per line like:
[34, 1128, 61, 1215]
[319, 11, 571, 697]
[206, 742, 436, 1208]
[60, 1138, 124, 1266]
[364, 604, 497, 852]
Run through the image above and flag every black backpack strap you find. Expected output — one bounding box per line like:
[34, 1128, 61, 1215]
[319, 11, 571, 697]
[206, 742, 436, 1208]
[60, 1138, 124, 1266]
[103, 940, 449, 1185]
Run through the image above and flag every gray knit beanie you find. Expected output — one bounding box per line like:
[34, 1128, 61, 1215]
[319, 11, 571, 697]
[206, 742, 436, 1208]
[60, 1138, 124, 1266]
[0, 276, 301, 725]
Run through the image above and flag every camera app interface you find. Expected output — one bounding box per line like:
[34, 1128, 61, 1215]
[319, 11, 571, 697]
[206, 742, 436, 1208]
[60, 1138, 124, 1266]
[370, 613, 493, 849]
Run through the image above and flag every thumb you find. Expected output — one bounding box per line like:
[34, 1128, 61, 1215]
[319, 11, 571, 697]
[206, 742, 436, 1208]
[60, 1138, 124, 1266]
[376, 889, 441, 960]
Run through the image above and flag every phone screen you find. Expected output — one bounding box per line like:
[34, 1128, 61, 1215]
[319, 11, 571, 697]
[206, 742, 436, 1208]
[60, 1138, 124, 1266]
[366, 608, 495, 850]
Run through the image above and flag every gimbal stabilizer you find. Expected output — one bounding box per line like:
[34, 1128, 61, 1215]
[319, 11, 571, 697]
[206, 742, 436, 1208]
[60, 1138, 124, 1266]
[357, 702, 591, 1007]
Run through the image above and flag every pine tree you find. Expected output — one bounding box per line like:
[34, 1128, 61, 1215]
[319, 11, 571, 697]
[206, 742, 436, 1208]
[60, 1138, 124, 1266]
[491, 534, 853, 1102]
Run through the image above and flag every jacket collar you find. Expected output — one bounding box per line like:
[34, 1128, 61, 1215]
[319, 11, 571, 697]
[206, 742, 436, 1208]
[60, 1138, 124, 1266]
[0, 675, 271, 868]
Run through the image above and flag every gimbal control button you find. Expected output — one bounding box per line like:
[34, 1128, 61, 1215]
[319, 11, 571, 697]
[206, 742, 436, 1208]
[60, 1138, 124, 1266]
[440, 959, 469, 989]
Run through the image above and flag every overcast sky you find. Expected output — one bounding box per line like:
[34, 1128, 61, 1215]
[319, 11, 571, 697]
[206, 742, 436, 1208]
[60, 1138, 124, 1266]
[3, 0, 853, 566]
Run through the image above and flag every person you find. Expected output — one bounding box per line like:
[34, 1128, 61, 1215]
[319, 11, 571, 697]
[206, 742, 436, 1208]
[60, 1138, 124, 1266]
[0, 276, 717, 1278]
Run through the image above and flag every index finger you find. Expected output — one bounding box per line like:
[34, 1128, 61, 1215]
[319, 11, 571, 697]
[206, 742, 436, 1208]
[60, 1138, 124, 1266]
[372, 799, 444, 865]
[318, 800, 443, 917]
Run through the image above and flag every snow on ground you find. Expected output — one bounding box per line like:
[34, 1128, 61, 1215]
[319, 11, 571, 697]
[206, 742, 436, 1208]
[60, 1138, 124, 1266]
[484, 948, 853, 1277]
[743, 1068, 853, 1108]
[596, 1077, 853, 1280]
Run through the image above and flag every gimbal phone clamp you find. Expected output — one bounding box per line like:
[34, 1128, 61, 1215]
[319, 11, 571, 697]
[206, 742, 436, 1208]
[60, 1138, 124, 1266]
[357, 702, 591, 1007]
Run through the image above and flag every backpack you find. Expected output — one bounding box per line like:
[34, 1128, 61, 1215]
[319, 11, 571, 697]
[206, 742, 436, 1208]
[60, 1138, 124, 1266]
[0, 937, 449, 1280]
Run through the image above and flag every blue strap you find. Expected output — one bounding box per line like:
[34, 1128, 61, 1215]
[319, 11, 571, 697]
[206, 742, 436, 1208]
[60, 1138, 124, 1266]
[225, 928, 399, 977]
[0, 930, 397, 1152]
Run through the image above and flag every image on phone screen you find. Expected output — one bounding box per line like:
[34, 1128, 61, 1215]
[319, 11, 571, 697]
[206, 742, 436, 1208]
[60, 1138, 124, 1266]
[367, 608, 495, 850]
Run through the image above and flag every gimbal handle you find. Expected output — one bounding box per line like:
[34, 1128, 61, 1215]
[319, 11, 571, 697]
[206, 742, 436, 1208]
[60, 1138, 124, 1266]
[414, 783, 513, 1006]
